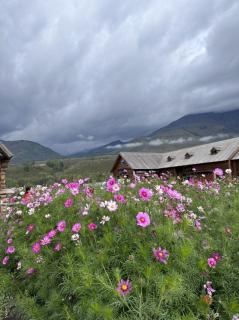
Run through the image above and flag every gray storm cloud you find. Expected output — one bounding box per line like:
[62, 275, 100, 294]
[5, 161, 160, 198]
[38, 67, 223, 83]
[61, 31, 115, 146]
[0, 0, 239, 154]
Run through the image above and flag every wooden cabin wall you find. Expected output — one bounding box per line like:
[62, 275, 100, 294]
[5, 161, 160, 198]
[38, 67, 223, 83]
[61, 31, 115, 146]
[112, 156, 133, 178]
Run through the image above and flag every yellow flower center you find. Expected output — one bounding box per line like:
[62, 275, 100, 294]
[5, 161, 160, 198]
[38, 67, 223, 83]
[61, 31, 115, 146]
[121, 284, 128, 291]
[158, 252, 163, 257]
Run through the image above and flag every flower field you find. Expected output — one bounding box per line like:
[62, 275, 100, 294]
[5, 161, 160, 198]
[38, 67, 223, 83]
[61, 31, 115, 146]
[0, 172, 239, 320]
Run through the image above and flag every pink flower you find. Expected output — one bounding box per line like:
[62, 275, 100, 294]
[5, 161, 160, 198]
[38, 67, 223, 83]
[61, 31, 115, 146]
[2, 256, 9, 265]
[71, 223, 81, 233]
[195, 219, 202, 231]
[26, 224, 35, 234]
[40, 235, 51, 246]
[48, 229, 57, 238]
[139, 187, 153, 201]
[7, 238, 13, 244]
[54, 243, 62, 252]
[88, 223, 97, 231]
[153, 247, 169, 264]
[64, 198, 73, 208]
[212, 252, 221, 262]
[32, 242, 41, 254]
[208, 257, 217, 268]
[213, 168, 223, 177]
[136, 212, 151, 228]
[116, 279, 132, 296]
[26, 268, 36, 275]
[106, 177, 116, 192]
[57, 220, 66, 232]
[6, 246, 15, 254]
[114, 194, 126, 203]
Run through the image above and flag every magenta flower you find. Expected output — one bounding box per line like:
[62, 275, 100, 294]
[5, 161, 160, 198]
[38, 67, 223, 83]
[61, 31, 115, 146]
[116, 279, 132, 296]
[153, 247, 169, 264]
[40, 235, 51, 246]
[114, 194, 126, 203]
[2, 256, 9, 265]
[136, 212, 151, 228]
[64, 198, 73, 208]
[57, 220, 66, 232]
[7, 238, 13, 244]
[212, 252, 221, 262]
[48, 229, 57, 238]
[88, 223, 97, 231]
[208, 257, 217, 268]
[54, 243, 62, 252]
[139, 187, 153, 201]
[106, 177, 116, 192]
[71, 223, 81, 233]
[6, 246, 15, 254]
[32, 242, 41, 254]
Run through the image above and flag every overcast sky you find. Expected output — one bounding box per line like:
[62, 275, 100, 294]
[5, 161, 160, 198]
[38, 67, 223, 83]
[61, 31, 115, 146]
[1, 0, 239, 154]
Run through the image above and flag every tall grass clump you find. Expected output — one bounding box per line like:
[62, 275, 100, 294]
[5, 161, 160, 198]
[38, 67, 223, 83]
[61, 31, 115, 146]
[0, 170, 239, 319]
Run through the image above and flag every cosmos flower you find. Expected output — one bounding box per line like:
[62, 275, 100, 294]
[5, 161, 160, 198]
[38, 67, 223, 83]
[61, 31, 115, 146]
[100, 216, 110, 224]
[213, 168, 223, 177]
[64, 198, 73, 208]
[57, 220, 66, 232]
[212, 252, 221, 262]
[71, 233, 80, 241]
[208, 257, 217, 268]
[88, 223, 97, 231]
[136, 212, 151, 228]
[71, 223, 81, 233]
[40, 235, 51, 246]
[32, 242, 41, 254]
[153, 247, 169, 264]
[139, 187, 153, 201]
[116, 279, 132, 296]
[2, 256, 9, 265]
[203, 281, 215, 296]
[107, 200, 118, 212]
[6, 246, 16, 254]
[54, 243, 62, 252]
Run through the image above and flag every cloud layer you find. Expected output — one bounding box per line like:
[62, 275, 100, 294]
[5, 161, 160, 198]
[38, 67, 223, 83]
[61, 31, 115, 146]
[1, 0, 239, 154]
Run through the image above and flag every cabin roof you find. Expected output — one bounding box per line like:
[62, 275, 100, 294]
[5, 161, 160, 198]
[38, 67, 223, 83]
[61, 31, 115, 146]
[0, 144, 13, 160]
[116, 137, 239, 170]
[119, 152, 163, 169]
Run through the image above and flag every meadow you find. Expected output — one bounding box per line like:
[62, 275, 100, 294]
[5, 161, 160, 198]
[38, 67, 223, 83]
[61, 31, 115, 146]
[6, 156, 116, 187]
[0, 170, 239, 320]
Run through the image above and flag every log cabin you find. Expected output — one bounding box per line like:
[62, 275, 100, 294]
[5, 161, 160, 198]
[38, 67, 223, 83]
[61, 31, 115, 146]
[111, 137, 239, 179]
[0, 144, 13, 212]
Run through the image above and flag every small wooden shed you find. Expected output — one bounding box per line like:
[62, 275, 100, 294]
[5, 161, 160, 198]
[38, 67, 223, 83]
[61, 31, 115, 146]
[0, 143, 13, 206]
[111, 137, 239, 179]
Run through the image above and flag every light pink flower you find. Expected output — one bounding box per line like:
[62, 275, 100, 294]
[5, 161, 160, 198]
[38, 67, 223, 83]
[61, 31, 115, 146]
[136, 212, 151, 228]
[54, 243, 62, 252]
[40, 235, 51, 246]
[57, 220, 66, 232]
[213, 168, 223, 177]
[71, 223, 81, 233]
[48, 229, 57, 238]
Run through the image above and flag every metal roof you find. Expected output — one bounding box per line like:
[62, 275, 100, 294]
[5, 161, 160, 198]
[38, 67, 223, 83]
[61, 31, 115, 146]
[0, 144, 13, 160]
[120, 152, 163, 169]
[119, 137, 239, 170]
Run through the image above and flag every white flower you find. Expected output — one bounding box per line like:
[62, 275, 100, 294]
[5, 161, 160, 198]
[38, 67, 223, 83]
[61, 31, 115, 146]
[225, 168, 232, 175]
[16, 210, 22, 216]
[197, 206, 205, 213]
[71, 234, 80, 241]
[17, 261, 22, 270]
[45, 214, 51, 219]
[20, 191, 25, 196]
[100, 215, 110, 224]
[100, 201, 107, 208]
[107, 200, 118, 212]
[232, 315, 239, 320]
[28, 208, 35, 215]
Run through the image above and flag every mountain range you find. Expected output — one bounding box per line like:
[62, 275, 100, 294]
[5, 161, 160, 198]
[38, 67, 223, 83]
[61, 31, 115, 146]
[1, 109, 239, 163]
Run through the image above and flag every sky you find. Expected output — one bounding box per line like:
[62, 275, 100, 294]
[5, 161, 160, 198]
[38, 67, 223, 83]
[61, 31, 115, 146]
[0, 0, 239, 154]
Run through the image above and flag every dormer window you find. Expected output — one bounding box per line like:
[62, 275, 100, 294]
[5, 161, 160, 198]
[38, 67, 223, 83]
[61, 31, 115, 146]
[210, 147, 220, 155]
[185, 152, 193, 159]
[167, 156, 174, 162]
